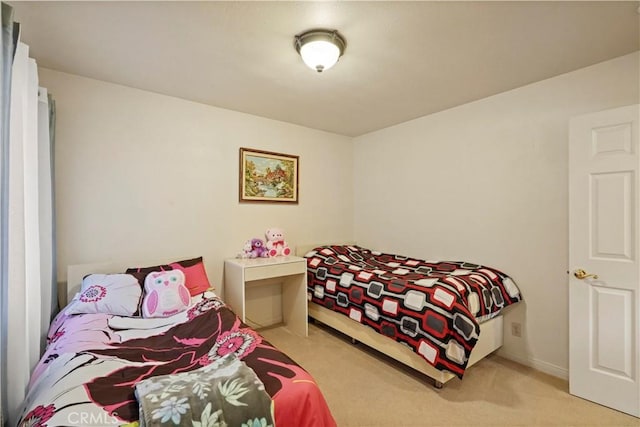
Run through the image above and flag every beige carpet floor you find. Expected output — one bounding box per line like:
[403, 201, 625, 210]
[260, 322, 640, 427]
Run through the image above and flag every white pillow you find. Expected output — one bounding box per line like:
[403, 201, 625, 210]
[66, 273, 142, 317]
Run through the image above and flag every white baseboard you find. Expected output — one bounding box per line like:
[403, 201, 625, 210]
[497, 350, 568, 380]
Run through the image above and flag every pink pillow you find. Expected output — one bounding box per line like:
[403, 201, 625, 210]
[169, 257, 213, 296]
[142, 270, 190, 318]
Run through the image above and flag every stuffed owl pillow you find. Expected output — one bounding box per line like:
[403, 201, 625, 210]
[142, 270, 190, 318]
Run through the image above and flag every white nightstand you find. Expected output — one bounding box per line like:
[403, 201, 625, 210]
[224, 256, 308, 337]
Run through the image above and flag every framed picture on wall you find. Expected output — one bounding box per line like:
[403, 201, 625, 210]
[239, 148, 299, 203]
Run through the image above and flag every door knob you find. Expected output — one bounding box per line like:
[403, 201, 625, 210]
[574, 269, 598, 280]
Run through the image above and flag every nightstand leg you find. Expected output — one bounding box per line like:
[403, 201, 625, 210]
[282, 274, 308, 337]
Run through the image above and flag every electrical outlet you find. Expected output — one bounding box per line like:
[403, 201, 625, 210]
[511, 322, 522, 337]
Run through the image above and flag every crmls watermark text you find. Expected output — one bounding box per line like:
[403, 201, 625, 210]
[67, 411, 120, 425]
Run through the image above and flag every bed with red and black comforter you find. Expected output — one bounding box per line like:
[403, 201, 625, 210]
[306, 245, 522, 378]
[17, 292, 335, 427]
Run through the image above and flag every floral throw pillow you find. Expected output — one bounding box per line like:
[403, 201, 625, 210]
[66, 273, 142, 316]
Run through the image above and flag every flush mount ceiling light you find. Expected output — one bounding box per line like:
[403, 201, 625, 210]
[294, 29, 346, 73]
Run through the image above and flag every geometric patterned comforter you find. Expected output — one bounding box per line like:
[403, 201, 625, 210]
[305, 245, 522, 378]
[17, 292, 336, 427]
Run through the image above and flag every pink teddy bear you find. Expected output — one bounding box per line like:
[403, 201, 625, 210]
[265, 228, 291, 257]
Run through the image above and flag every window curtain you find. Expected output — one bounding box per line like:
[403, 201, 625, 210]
[0, 3, 56, 423]
[0, 2, 15, 425]
[46, 92, 57, 323]
[38, 87, 56, 353]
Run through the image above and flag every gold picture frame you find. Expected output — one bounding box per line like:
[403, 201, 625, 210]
[239, 148, 299, 204]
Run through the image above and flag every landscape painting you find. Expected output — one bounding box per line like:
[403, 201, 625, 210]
[239, 148, 299, 203]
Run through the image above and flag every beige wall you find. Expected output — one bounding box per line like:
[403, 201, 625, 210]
[352, 52, 640, 378]
[43, 51, 640, 378]
[40, 69, 354, 299]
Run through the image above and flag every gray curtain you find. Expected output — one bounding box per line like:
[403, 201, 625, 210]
[37, 87, 56, 355]
[0, 2, 15, 424]
[48, 93, 57, 319]
[0, 5, 57, 421]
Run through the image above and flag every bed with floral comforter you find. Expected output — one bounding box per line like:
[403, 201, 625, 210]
[17, 292, 335, 427]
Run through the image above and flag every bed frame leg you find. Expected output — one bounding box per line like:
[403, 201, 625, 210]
[434, 380, 444, 389]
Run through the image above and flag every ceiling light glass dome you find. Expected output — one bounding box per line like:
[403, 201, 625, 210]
[295, 29, 346, 73]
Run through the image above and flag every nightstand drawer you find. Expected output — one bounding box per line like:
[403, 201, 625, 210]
[244, 260, 306, 282]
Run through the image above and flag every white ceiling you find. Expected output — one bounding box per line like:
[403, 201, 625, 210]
[9, 1, 640, 137]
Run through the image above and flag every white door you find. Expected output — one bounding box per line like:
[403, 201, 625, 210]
[569, 104, 639, 417]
